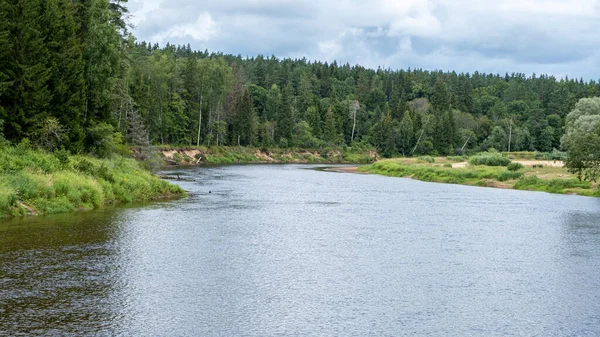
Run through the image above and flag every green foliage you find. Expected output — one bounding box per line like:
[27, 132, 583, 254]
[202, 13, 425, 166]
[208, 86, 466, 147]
[507, 162, 524, 171]
[543, 149, 568, 161]
[562, 97, 600, 181]
[54, 148, 70, 167]
[88, 123, 123, 158]
[418, 156, 436, 163]
[447, 156, 467, 162]
[514, 176, 591, 193]
[364, 159, 596, 197]
[0, 145, 185, 217]
[469, 152, 511, 166]
[496, 171, 523, 182]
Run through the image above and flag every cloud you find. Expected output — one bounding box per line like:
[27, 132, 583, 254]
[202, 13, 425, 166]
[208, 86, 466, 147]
[151, 12, 218, 42]
[129, 0, 600, 79]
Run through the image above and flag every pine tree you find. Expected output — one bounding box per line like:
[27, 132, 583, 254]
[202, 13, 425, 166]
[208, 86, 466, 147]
[82, 0, 121, 123]
[0, 0, 12, 100]
[276, 82, 294, 144]
[456, 74, 473, 113]
[232, 87, 257, 146]
[431, 78, 450, 112]
[397, 110, 414, 155]
[323, 106, 340, 145]
[265, 84, 281, 121]
[2, 0, 52, 141]
[42, 0, 86, 151]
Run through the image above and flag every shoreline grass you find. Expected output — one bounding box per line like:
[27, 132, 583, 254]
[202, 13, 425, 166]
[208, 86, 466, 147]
[0, 144, 186, 218]
[360, 157, 600, 197]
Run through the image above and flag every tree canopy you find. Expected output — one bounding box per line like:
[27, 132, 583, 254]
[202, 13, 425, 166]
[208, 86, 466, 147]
[561, 97, 600, 181]
[1, 1, 600, 157]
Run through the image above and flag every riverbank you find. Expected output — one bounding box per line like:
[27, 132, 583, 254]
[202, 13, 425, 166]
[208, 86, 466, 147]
[147, 145, 379, 166]
[0, 144, 186, 218]
[345, 157, 600, 197]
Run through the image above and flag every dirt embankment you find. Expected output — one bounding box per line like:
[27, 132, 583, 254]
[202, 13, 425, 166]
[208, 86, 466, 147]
[153, 147, 378, 166]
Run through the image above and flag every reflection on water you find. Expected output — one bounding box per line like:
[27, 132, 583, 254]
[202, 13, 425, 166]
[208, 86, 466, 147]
[1, 165, 600, 336]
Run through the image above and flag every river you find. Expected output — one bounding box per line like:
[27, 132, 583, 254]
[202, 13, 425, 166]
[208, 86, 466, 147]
[1, 164, 600, 336]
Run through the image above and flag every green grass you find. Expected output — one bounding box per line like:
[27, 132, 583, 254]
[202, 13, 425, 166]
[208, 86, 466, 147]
[362, 160, 513, 185]
[513, 176, 594, 194]
[360, 158, 599, 197]
[0, 145, 186, 218]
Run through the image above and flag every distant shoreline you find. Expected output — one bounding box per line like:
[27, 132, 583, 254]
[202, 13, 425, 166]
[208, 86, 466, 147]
[328, 158, 599, 198]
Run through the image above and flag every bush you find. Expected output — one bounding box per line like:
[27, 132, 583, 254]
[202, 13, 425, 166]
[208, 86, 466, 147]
[447, 156, 467, 162]
[443, 163, 452, 168]
[496, 171, 524, 182]
[543, 149, 568, 161]
[507, 162, 524, 171]
[0, 181, 17, 215]
[469, 153, 511, 166]
[88, 123, 123, 158]
[54, 148, 70, 167]
[417, 156, 435, 163]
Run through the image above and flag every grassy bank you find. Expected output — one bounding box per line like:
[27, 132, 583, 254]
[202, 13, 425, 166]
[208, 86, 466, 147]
[154, 145, 378, 165]
[360, 156, 600, 197]
[0, 143, 185, 218]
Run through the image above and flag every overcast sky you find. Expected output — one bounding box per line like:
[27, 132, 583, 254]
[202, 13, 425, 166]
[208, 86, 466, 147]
[129, 0, 600, 80]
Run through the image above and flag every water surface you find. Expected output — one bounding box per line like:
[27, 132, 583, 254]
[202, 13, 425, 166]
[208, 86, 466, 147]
[1, 164, 600, 336]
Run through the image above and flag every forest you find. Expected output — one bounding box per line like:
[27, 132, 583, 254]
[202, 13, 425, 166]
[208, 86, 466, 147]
[2, 0, 600, 158]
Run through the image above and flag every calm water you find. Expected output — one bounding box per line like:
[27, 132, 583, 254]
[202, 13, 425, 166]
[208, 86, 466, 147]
[1, 164, 600, 336]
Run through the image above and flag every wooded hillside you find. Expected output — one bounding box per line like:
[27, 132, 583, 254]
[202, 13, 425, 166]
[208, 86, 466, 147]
[1, 0, 599, 157]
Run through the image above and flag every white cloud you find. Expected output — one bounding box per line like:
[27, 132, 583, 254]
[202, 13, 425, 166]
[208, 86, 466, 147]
[152, 12, 218, 42]
[130, 0, 600, 79]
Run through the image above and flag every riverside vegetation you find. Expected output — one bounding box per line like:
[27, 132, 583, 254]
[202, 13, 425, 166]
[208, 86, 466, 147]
[0, 141, 185, 218]
[360, 151, 600, 197]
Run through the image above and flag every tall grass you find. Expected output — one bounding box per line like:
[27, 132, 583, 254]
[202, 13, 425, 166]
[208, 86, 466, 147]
[469, 152, 511, 166]
[364, 160, 520, 185]
[0, 145, 185, 217]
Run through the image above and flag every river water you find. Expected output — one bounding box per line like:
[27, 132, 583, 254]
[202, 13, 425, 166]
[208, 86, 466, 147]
[1, 164, 600, 336]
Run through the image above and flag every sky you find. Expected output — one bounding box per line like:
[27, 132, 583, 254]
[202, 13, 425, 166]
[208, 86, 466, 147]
[128, 0, 600, 80]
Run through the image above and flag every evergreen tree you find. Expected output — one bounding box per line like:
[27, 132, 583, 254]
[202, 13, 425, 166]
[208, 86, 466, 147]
[1, 0, 52, 141]
[231, 87, 257, 146]
[276, 82, 294, 145]
[397, 110, 413, 155]
[431, 78, 450, 112]
[42, 0, 86, 151]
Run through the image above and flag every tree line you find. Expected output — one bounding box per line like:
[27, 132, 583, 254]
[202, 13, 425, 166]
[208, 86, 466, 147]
[1, 0, 600, 158]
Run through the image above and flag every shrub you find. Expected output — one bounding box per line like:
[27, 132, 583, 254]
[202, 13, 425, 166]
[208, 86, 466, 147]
[88, 123, 123, 158]
[417, 156, 435, 163]
[54, 148, 70, 167]
[443, 163, 452, 168]
[543, 149, 568, 161]
[507, 162, 524, 171]
[8, 172, 55, 201]
[0, 181, 17, 215]
[496, 171, 524, 182]
[469, 153, 511, 166]
[447, 156, 467, 162]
